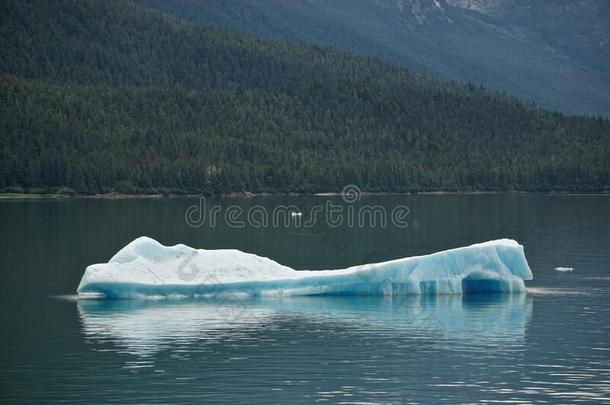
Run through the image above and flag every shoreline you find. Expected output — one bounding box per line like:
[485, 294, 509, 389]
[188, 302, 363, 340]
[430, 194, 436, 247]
[1, 190, 609, 200]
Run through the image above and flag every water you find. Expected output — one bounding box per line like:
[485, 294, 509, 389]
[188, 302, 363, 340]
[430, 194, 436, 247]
[1, 194, 609, 403]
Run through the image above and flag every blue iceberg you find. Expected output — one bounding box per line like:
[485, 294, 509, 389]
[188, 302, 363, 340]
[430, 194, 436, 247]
[77, 237, 532, 299]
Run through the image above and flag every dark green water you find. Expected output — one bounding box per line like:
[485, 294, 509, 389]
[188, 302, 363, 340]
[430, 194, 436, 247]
[1, 194, 609, 403]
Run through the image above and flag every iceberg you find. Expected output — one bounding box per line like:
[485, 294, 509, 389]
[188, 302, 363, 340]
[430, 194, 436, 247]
[77, 237, 532, 299]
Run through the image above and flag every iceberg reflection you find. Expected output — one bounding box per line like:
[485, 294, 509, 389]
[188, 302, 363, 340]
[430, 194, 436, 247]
[78, 294, 532, 359]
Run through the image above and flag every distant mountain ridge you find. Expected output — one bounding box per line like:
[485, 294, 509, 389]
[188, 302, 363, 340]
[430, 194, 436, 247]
[144, 0, 610, 116]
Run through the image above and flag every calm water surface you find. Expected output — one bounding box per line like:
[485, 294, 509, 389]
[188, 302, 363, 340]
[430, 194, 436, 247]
[1, 194, 609, 403]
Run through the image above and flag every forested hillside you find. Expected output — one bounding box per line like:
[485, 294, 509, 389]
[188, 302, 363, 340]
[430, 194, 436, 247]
[1, 0, 609, 194]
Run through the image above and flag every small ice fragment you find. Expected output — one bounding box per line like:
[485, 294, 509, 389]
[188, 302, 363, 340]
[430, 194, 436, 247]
[554, 267, 574, 272]
[290, 212, 302, 217]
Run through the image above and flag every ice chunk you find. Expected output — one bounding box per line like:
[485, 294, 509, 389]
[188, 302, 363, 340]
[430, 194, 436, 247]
[77, 237, 533, 299]
[554, 267, 574, 272]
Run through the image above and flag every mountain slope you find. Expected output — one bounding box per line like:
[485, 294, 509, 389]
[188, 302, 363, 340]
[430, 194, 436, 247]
[0, 0, 609, 194]
[144, 0, 610, 116]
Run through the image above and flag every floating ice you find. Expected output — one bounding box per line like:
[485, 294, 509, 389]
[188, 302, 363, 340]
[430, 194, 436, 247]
[77, 237, 533, 299]
[554, 267, 574, 272]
